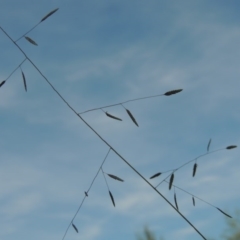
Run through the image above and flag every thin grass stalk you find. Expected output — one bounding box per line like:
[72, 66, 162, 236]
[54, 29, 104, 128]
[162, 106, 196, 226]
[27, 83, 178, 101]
[155, 147, 228, 188]
[4, 58, 27, 83]
[78, 92, 172, 115]
[164, 180, 232, 218]
[15, 8, 59, 42]
[0, 26, 207, 240]
[61, 149, 111, 240]
[101, 168, 116, 207]
[14, 23, 40, 42]
[79, 88, 183, 115]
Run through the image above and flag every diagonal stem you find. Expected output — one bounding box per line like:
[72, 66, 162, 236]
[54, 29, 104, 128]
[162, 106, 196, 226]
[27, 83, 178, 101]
[14, 22, 41, 42]
[78, 93, 165, 114]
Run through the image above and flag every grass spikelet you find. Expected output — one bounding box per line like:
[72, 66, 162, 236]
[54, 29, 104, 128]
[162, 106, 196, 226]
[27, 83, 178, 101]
[207, 138, 211, 152]
[109, 191, 115, 207]
[0, 80, 6, 87]
[25, 36, 38, 46]
[72, 223, 78, 233]
[164, 89, 183, 96]
[226, 145, 237, 150]
[105, 112, 122, 121]
[149, 172, 161, 179]
[216, 208, 232, 218]
[169, 173, 174, 190]
[21, 70, 27, 92]
[107, 174, 124, 182]
[174, 193, 179, 210]
[41, 8, 59, 22]
[192, 196, 195, 206]
[192, 163, 198, 177]
[126, 109, 139, 126]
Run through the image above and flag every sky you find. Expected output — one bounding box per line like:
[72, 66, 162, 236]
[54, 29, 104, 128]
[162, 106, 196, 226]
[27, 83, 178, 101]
[0, 0, 240, 240]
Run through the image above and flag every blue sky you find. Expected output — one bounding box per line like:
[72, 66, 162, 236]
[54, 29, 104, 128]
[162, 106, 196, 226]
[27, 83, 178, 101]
[0, 1, 240, 240]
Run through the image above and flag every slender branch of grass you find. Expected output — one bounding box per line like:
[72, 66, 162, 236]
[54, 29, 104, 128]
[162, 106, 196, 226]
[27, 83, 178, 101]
[0, 26, 207, 240]
[14, 8, 59, 42]
[61, 196, 86, 240]
[101, 168, 110, 191]
[4, 58, 27, 82]
[164, 180, 232, 217]
[165, 180, 216, 208]
[101, 168, 116, 207]
[78, 93, 165, 115]
[86, 148, 111, 193]
[155, 148, 225, 188]
[14, 23, 41, 42]
[61, 148, 111, 240]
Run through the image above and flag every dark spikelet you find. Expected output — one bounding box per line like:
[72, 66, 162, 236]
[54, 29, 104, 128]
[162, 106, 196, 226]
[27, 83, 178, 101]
[192, 163, 198, 177]
[226, 145, 237, 150]
[192, 196, 195, 206]
[150, 172, 161, 179]
[164, 89, 183, 96]
[109, 191, 115, 207]
[72, 223, 78, 233]
[106, 112, 122, 121]
[216, 208, 232, 218]
[25, 36, 38, 46]
[107, 174, 124, 182]
[21, 70, 27, 92]
[169, 173, 174, 190]
[41, 8, 59, 22]
[0, 80, 6, 88]
[85, 191, 88, 197]
[207, 138, 211, 152]
[126, 109, 138, 127]
[174, 193, 179, 210]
